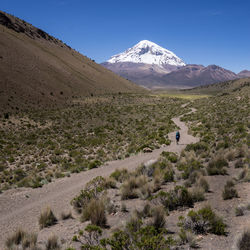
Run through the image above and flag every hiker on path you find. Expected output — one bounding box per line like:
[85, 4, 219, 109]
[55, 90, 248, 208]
[176, 131, 180, 144]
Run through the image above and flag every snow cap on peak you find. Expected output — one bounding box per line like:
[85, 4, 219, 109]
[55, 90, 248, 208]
[107, 40, 186, 67]
[136, 40, 158, 46]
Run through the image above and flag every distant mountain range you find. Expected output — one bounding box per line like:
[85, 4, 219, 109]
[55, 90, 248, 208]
[0, 11, 144, 112]
[102, 40, 249, 89]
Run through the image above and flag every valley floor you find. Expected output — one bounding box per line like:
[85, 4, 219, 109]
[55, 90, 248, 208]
[0, 111, 197, 248]
[1, 88, 249, 250]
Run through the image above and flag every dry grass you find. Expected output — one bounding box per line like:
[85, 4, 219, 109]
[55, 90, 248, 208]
[150, 206, 166, 230]
[138, 183, 153, 199]
[5, 228, 38, 249]
[222, 180, 239, 200]
[46, 235, 60, 250]
[196, 176, 209, 192]
[237, 228, 250, 250]
[81, 199, 107, 227]
[39, 207, 57, 229]
[60, 210, 73, 220]
[190, 186, 205, 202]
[120, 176, 147, 200]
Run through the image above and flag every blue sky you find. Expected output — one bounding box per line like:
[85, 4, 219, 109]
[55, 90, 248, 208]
[1, 0, 250, 72]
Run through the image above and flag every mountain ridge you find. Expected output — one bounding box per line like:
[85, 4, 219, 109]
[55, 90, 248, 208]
[102, 40, 242, 89]
[161, 64, 238, 88]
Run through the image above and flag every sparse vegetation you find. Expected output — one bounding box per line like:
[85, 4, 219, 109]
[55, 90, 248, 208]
[235, 205, 245, 216]
[5, 229, 38, 250]
[0, 94, 183, 190]
[237, 228, 250, 250]
[178, 228, 198, 248]
[39, 207, 57, 229]
[179, 206, 227, 235]
[81, 199, 107, 227]
[222, 180, 239, 200]
[2, 80, 250, 249]
[149, 206, 166, 231]
[46, 235, 60, 250]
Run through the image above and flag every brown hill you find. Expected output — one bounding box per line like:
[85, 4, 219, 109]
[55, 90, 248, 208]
[102, 61, 238, 89]
[160, 64, 238, 88]
[182, 77, 250, 95]
[0, 11, 144, 113]
[238, 70, 250, 78]
[101, 62, 180, 88]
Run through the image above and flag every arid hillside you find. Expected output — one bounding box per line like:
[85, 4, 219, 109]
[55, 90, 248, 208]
[0, 11, 144, 113]
[182, 77, 250, 95]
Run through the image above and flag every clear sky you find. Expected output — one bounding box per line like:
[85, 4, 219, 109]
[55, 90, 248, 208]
[1, 0, 250, 73]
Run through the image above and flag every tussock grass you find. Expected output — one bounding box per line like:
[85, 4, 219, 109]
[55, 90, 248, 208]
[5, 229, 38, 249]
[81, 199, 107, 227]
[222, 180, 239, 200]
[39, 207, 57, 229]
[46, 235, 60, 250]
[120, 175, 148, 200]
[149, 206, 166, 231]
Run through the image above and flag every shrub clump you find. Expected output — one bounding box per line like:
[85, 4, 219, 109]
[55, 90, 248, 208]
[80, 224, 103, 247]
[179, 205, 227, 235]
[222, 180, 239, 200]
[110, 168, 129, 182]
[120, 176, 147, 200]
[163, 168, 175, 183]
[185, 142, 208, 153]
[156, 186, 194, 211]
[101, 225, 175, 249]
[207, 156, 228, 175]
[177, 159, 203, 180]
[161, 151, 178, 163]
[71, 176, 106, 213]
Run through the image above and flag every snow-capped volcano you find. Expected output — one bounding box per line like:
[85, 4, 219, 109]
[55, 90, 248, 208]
[107, 40, 186, 67]
[102, 40, 238, 89]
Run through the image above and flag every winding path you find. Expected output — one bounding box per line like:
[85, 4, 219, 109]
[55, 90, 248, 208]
[0, 109, 198, 246]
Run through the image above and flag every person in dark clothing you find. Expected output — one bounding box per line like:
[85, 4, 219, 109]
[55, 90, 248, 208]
[176, 131, 180, 144]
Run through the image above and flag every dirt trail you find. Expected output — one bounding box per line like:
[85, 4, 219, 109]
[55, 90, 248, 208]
[0, 109, 198, 246]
